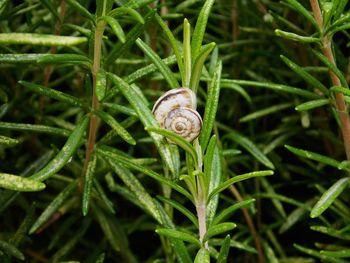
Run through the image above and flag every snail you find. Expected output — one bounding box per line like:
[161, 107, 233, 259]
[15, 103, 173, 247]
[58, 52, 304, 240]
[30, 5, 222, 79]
[152, 88, 202, 143]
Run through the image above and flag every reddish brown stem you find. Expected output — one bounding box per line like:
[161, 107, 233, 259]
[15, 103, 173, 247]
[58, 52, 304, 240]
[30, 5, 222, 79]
[40, 0, 67, 110]
[81, 22, 105, 186]
[310, 0, 350, 161]
[309, 0, 323, 30]
[229, 185, 265, 263]
[231, 0, 239, 41]
[25, 250, 48, 263]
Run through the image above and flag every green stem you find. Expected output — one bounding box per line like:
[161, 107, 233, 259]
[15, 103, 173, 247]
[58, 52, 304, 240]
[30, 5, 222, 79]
[81, 21, 106, 186]
[196, 197, 207, 248]
[194, 139, 207, 247]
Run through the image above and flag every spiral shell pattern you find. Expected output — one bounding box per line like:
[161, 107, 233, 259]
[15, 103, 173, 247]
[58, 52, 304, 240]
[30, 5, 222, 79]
[152, 88, 202, 142]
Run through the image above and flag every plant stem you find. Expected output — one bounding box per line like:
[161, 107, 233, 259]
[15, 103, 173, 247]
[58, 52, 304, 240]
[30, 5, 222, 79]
[229, 185, 265, 263]
[194, 139, 208, 248]
[196, 197, 208, 248]
[81, 21, 106, 185]
[42, 0, 67, 90]
[310, 0, 350, 161]
[231, 0, 239, 41]
[36, 0, 66, 125]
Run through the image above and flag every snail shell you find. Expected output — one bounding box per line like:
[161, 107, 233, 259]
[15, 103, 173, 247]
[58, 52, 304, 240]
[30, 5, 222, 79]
[152, 88, 202, 143]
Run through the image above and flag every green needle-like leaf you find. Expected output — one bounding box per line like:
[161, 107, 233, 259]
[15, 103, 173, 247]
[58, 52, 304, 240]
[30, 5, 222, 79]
[40, 0, 59, 20]
[94, 110, 136, 145]
[206, 139, 222, 225]
[102, 103, 137, 117]
[36, 54, 92, 66]
[29, 181, 78, 234]
[208, 170, 273, 202]
[93, 179, 116, 214]
[282, 0, 318, 29]
[211, 199, 255, 226]
[155, 13, 184, 81]
[295, 99, 330, 111]
[312, 50, 348, 89]
[321, 249, 350, 258]
[30, 116, 88, 181]
[0, 240, 25, 260]
[96, 69, 107, 101]
[158, 196, 198, 227]
[219, 79, 320, 99]
[221, 83, 252, 103]
[50, 218, 92, 262]
[97, 146, 192, 201]
[0, 33, 87, 46]
[279, 204, 309, 234]
[95, 253, 106, 263]
[310, 225, 350, 241]
[226, 131, 275, 169]
[217, 235, 231, 263]
[200, 60, 221, 150]
[95, 0, 113, 17]
[285, 145, 341, 168]
[67, 0, 94, 21]
[0, 173, 45, 192]
[156, 228, 201, 247]
[103, 158, 162, 223]
[106, 9, 155, 64]
[123, 54, 178, 85]
[203, 222, 236, 242]
[331, 86, 350, 96]
[145, 127, 198, 167]
[19, 81, 86, 108]
[108, 7, 145, 24]
[82, 153, 97, 216]
[191, 0, 215, 61]
[0, 54, 88, 64]
[189, 42, 216, 93]
[92, 205, 125, 253]
[280, 55, 328, 95]
[203, 135, 217, 195]
[0, 135, 20, 147]
[310, 177, 350, 218]
[194, 248, 210, 263]
[294, 244, 348, 262]
[239, 103, 293, 123]
[183, 18, 191, 87]
[0, 122, 70, 137]
[275, 29, 319, 43]
[136, 38, 179, 89]
[102, 16, 126, 43]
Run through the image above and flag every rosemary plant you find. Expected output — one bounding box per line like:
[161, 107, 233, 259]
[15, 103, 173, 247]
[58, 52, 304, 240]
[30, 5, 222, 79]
[1, 0, 350, 262]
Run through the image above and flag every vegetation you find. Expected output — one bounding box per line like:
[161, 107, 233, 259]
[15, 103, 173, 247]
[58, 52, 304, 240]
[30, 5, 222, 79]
[0, 0, 350, 262]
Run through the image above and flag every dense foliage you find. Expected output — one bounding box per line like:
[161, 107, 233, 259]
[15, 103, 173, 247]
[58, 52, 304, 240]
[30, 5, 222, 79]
[1, 0, 350, 262]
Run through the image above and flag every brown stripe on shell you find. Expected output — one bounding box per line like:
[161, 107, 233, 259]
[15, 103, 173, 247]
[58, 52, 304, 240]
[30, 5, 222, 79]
[152, 88, 192, 114]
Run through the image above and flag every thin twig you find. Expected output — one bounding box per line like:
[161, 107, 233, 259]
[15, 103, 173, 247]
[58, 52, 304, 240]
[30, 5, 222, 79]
[310, 0, 350, 161]
[229, 185, 265, 263]
[40, 0, 67, 111]
[231, 0, 239, 41]
[81, 21, 105, 187]
[25, 250, 49, 263]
